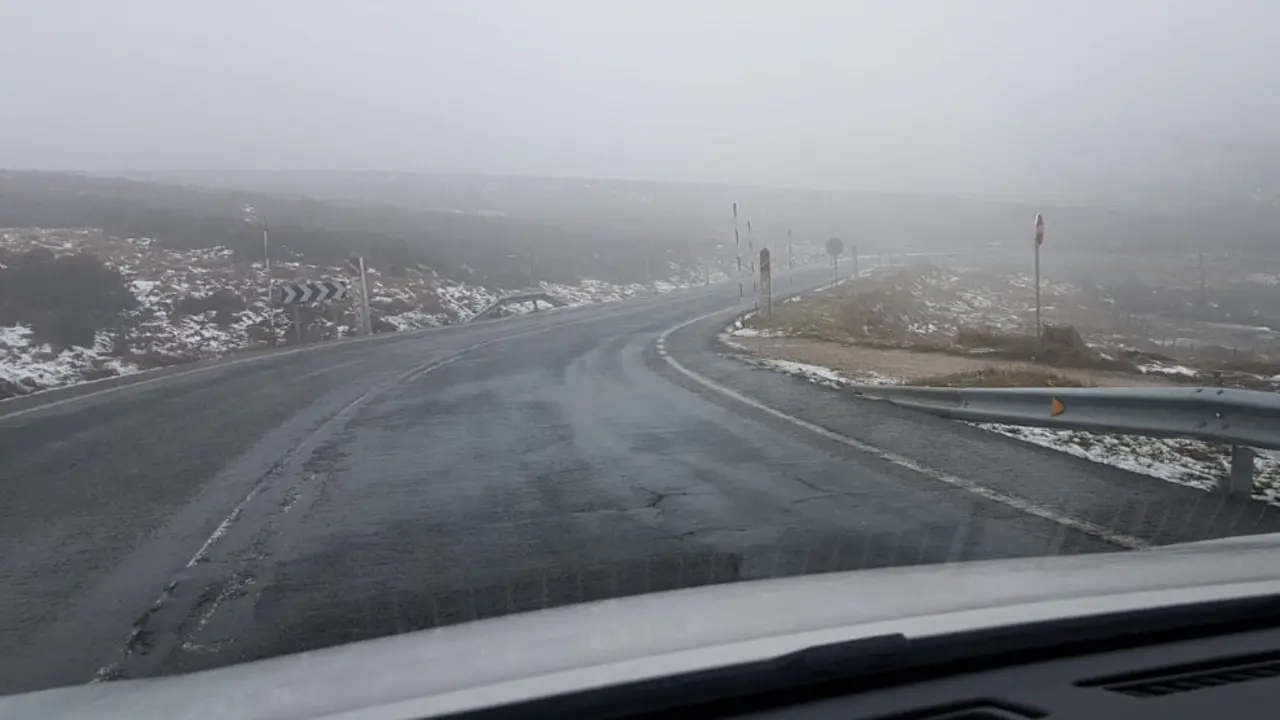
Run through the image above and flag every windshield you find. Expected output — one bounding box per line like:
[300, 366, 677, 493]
[3, 0, 1280, 704]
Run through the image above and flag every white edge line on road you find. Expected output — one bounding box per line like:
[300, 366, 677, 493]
[91, 305, 653, 682]
[92, 355, 460, 682]
[657, 309, 1150, 551]
[0, 279, 709, 421]
[0, 290, 672, 422]
[0, 333, 403, 422]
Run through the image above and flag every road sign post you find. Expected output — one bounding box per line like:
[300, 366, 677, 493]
[273, 280, 350, 342]
[760, 248, 772, 316]
[243, 205, 277, 345]
[347, 257, 373, 336]
[787, 230, 794, 295]
[1034, 214, 1045, 340]
[358, 257, 371, 336]
[732, 203, 743, 301]
[825, 237, 844, 288]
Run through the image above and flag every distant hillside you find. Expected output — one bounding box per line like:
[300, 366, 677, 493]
[0, 171, 716, 286]
[116, 170, 1280, 261]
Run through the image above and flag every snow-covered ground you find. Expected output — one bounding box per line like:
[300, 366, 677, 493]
[0, 227, 718, 399]
[725, 327, 1280, 506]
[0, 326, 140, 396]
[745, 357, 905, 388]
[978, 424, 1280, 505]
[719, 312, 786, 351]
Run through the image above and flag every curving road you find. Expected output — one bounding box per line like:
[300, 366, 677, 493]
[3, 271, 1280, 695]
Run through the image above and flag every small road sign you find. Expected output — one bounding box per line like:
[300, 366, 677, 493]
[276, 281, 349, 305]
[1051, 396, 1066, 417]
[825, 238, 844, 288]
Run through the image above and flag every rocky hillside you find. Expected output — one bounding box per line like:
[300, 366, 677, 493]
[0, 227, 719, 399]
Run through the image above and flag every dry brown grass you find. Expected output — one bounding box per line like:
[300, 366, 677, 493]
[908, 367, 1089, 388]
[749, 265, 941, 345]
[753, 265, 1137, 376]
[952, 324, 1132, 371]
[1201, 357, 1280, 377]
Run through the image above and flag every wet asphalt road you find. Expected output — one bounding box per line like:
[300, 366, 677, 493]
[4, 271, 1280, 696]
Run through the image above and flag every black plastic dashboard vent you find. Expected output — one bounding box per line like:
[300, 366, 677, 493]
[1082, 652, 1280, 698]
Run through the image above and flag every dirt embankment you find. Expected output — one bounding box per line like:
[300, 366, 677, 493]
[734, 265, 1186, 388]
[732, 336, 1170, 388]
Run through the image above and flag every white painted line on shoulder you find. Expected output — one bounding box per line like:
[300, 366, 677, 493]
[92, 305, 658, 680]
[0, 301, 649, 422]
[656, 309, 1150, 551]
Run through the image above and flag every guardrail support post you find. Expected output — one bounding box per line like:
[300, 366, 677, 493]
[1223, 444, 1256, 499]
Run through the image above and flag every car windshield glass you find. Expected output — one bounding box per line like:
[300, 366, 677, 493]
[3, 0, 1280, 708]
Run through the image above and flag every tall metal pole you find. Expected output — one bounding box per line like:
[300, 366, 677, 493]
[732, 203, 743, 301]
[1034, 244, 1041, 339]
[1034, 213, 1044, 340]
[787, 230, 794, 295]
[760, 248, 772, 316]
[1199, 251, 1207, 308]
[262, 219, 277, 345]
[747, 219, 757, 302]
[358, 256, 372, 336]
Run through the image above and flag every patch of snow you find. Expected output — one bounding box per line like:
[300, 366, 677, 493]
[0, 325, 33, 349]
[744, 356, 904, 389]
[717, 334, 747, 352]
[756, 358, 849, 388]
[0, 328, 140, 398]
[2, 226, 723, 396]
[129, 279, 159, 296]
[1136, 363, 1198, 377]
[975, 423, 1280, 506]
[728, 326, 787, 339]
[380, 311, 444, 332]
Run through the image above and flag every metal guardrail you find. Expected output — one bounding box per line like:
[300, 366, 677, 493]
[468, 291, 569, 323]
[849, 384, 1280, 498]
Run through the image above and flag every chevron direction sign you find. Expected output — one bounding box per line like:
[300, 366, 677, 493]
[275, 280, 349, 305]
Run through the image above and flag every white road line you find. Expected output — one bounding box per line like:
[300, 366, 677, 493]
[91, 306, 659, 681]
[0, 298, 649, 422]
[657, 309, 1150, 551]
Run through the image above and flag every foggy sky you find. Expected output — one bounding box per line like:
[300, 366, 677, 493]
[2, 1, 1277, 199]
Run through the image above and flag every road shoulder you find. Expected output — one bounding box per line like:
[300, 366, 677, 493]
[654, 307, 1280, 547]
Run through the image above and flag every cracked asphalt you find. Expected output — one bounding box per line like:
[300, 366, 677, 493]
[4, 267, 1280, 697]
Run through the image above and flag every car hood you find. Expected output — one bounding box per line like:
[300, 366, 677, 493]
[9, 534, 1280, 720]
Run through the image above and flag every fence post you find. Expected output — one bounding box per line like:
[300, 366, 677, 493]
[1223, 445, 1255, 499]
